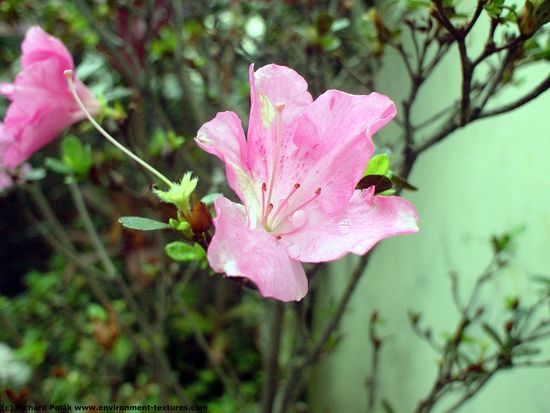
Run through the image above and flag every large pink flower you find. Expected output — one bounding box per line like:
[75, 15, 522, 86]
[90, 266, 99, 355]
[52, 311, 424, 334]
[196, 64, 419, 302]
[0, 26, 99, 169]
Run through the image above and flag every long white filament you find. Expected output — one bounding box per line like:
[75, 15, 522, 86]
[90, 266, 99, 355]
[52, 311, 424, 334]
[63, 70, 173, 188]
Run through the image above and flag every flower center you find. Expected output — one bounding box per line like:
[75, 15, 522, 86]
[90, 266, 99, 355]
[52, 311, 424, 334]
[258, 103, 321, 233]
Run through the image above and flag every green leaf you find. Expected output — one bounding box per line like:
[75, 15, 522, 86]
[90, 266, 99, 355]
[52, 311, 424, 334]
[23, 167, 46, 181]
[484, 0, 505, 18]
[118, 216, 171, 231]
[153, 172, 198, 213]
[200, 192, 222, 206]
[87, 303, 108, 322]
[61, 135, 93, 176]
[45, 157, 72, 174]
[165, 241, 205, 261]
[112, 336, 133, 367]
[364, 153, 390, 176]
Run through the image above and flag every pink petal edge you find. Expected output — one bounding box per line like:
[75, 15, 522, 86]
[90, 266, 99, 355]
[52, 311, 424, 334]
[208, 196, 308, 302]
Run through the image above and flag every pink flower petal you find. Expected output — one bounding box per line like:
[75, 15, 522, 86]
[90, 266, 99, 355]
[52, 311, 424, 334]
[288, 91, 396, 214]
[247, 64, 313, 199]
[195, 111, 262, 226]
[2, 106, 73, 169]
[21, 26, 73, 71]
[0, 83, 15, 99]
[280, 187, 419, 262]
[195, 64, 419, 302]
[0, 26, 98, 169]
[208, 196, 308, 302]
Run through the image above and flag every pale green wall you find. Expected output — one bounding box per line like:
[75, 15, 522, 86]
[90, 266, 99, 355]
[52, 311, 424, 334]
[310, 23, 550, 413]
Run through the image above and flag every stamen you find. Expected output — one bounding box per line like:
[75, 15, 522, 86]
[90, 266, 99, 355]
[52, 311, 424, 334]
[261, 182, 267, 219]
[294, 187, 321, 212]
[270, 183, 301, 223]
[264, 104, 285, 224]
[262, 203, 274, 226]
[271, 187, 322, 230]
[63, 70, 173, 188]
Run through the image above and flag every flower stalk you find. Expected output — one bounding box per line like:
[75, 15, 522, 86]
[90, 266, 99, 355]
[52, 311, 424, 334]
[63, 69, 173, 188]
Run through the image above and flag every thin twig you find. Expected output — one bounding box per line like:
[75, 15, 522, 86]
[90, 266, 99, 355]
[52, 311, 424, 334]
[277, 254, 372, 413]
[477, 75, 550, 119]
[366, 311, 383, 413]
[172, 289, 243, 401]
[68, 181, 190, 403]
[68, 180, 118, 277]
[262, 301, 285, 413]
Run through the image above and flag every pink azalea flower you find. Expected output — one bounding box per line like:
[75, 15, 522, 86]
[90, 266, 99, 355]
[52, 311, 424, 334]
[0, 26, 99, 169]
[196, 64, 419, 302]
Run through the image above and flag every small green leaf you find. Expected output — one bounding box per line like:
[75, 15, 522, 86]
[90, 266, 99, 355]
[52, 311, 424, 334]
[61, 135, 93, 176]
[87, 303, 108, 322]
[165, 241, 205, 261]
[364, 153, 390, 176]
[379, 188, 396, 196]
[112, 336, 133, 367]
[154, 171, 198, 213]
[23, 167, 46, 181]
[200, 193, 222, 206]
[45, 157, 72, 174]
[118, 216, 171, 231]
[166, 131, 185, 150]
[484, 0, 505, 18]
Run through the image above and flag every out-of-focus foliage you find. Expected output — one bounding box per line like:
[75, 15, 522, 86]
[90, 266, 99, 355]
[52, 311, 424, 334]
[0, 255, 264, 409]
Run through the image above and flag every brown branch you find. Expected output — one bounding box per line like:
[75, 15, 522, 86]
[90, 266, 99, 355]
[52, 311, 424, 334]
[277, 254, 372, 413]
[464, 0, 488, 36]
[476, 74, 550, 119]
[173, 290, 243, 402]
[366, 311, 383, 413]
[442, 370, 496, 413]
[472, 34, 526, 67]
[262, 301, 285, 413]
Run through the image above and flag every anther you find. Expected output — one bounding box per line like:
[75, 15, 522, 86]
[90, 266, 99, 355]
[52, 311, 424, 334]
[270, 182, 302, 224]
[270, 186, 322, 230]
[293, 187, 322, 212]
